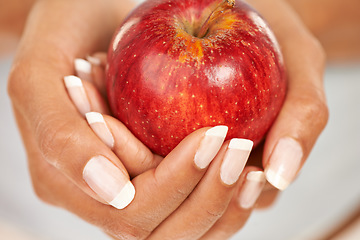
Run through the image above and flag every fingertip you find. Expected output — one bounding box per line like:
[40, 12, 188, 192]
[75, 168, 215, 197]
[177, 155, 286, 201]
[83, 155, 134, 209]
[264, 137, 303, 190]
[64, 75, 82, 87]
[87, 52, 107, 66]
[205, 125, 229, 137]
[74, 58, 92, 82]
[110, 181, 136, 210]
[63, 75, 90, 116]
[264, 168, 289, 191]
[228, 138, 253, 151]
[86, 55, 102, 66]
[237, 169, 266, 209]
[85, 112, 115, 148]
[194, 125, 228, 169]
[220, 138, 253, 186]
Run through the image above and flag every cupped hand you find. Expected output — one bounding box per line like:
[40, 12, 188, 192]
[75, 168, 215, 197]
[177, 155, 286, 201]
[7, 0, 329, 239]
[7, 0, 265, 239]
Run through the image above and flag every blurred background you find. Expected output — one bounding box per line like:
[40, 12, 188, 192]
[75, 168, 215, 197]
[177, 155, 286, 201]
[1, 0, 359, 239]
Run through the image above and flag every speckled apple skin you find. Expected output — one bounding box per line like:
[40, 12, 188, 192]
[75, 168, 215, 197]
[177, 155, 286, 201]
[107, 0, 287, 156]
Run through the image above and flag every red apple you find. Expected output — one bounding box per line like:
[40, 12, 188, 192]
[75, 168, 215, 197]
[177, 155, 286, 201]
[107, 0, 286, 156]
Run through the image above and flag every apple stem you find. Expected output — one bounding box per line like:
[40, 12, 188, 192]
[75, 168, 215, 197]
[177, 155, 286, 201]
[196, 0, 235, 38]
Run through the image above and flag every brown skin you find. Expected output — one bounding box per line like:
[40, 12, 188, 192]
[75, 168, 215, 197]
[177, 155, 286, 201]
[286, 0, 360, 61]
[9, 0, 360, 238]
[0, 0, 35, 56]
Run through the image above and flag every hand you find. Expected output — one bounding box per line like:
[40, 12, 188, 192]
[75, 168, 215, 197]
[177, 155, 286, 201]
[7, 0, 328, 239]
[7, 0, 265, 239]
[244, 0, 329, 191]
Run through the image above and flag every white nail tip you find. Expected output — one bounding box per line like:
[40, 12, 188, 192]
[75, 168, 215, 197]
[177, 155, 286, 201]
[228, 138, 253, 151]
[85, 112, 114, 148]
[205, 125, 228, 138]
[86, 55, 101, 65]
[265, 169, 289, 191]
[247, 171, 265, 182]
[74, 58, 92, 73]
[109, 181, 135, 209]
[86, 112, 105, 124]
[64, 75, 83, 88]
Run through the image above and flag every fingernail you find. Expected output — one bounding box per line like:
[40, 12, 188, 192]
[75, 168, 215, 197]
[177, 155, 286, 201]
[265, 137, 303, 190]
[86, 55, 102, 65]
[194, 126, 228, 169]
[238, 171, 266, 209]
[220, 139, 253, 185]
[83, 155, 135, 209]
[86, 112, 115, 148]
[74, 58, 92, 81]
[64, 75, 90, 116]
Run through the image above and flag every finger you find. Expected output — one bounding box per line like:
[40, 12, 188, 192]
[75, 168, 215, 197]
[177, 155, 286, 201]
[255, 182, 280, 209]
[85, 111, 162, 177]
[12, 106, 96, 207]
[148, 139, 253, 239]
[242, 142, 281, 209]
[61, 77, 136, 208]
[74, 58, 93, 82]
[64, 75, 109, 115]
[200, 166, 266, 239]
[33, 106, 135, 209]
[18, 124, 228, 239]
[87, 53, 107, 97]
[18, 73, 135, 209]
[250, 0, 329, 190]
[7, 0, 139, 218]
[113, 126, 228, 237]
[74, 53, 107, 96]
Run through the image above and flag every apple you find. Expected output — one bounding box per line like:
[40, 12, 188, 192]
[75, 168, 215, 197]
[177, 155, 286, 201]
[106, 0, 287, 156]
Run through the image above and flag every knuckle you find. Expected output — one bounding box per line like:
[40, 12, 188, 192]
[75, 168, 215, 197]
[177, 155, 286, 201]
[134, 147, 154, 169]
[108, 222, 150, 240]
[310, 97, 328, 128]
[174, 186, 189, 200]
[304, 35, 326, 69]
[314, 98, 329, 129]
[35, 112, 80, 168]
[297, 94, 329, 130]
[7, 61, 26, 103]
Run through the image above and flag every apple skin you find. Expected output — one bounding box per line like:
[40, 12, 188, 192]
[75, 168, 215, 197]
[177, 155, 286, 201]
[107, 0, 287, 156]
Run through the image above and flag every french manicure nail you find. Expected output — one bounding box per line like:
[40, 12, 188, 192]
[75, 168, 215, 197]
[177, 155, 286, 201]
[64, 75, 91, 116]
[238, 171, 266, 209]
[265, 137, 303, 191]
[86, 112, 115, 148]
[220, 139, 253, 185]
[83, 155, 135, 209]
[86, 55, 102, 65]
[194, 126, 228, 169]
[74, 58, 92, 81]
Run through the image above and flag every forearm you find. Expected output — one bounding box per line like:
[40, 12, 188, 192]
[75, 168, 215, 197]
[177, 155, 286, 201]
[0, 0, 36, 55]
[286, 0, 360, 61]
[0, 0, 35, 36]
